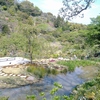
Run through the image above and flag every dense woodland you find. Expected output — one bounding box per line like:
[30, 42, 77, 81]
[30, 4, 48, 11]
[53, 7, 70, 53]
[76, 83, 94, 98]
[0, 0, 100, 60]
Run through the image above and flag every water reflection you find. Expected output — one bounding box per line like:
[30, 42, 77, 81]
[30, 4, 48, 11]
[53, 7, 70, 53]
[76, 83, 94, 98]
[0, 67, 84, 100]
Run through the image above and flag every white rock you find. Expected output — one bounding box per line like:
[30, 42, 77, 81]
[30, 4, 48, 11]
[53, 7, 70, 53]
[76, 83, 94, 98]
[26, 76, 35, 81]
[3, 74, 8, 76]
[20, 75, 27, 78]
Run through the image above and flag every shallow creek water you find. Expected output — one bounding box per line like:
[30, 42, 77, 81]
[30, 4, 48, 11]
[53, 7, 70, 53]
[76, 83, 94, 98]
[0, 67, 85, 100]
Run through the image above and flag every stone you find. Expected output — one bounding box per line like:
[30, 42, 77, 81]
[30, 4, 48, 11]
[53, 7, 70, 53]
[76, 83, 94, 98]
[20, 75, 27, 78]
[3, 74, 8, 76]
[26, 76, 35, 81]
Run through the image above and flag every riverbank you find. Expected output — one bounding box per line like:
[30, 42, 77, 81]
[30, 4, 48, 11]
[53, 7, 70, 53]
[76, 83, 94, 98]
[0, 57, 99, 88]
[0, 57, 68, 88]
[0, 64, 39, 88]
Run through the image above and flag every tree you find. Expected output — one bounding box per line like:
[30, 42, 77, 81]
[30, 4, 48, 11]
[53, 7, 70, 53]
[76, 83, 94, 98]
[0, 0, 14, 7]
[54, 15, 65, 28]
[31, 6, 42, 16]
[87, 16, 100, 47]
[18, 1, 34, 15]
[0, 0, 5, 6]
[18, 1, 41, 16]
[23, 26, 38, 63]
[60, 0, 95, 20]
[86, 24, 100, 54]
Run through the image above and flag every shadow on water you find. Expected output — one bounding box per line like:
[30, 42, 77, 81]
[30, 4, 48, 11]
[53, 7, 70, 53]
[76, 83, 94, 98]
[0, 67, 85, 100]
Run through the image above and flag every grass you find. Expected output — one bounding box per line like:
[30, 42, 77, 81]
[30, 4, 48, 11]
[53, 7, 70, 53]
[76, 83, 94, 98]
[0, 97, 9, 100]
[90, 57, 100, 62]
[27, 65, 58, 78]
[57, 60, 97, 71]
[27, 65, 47, 78]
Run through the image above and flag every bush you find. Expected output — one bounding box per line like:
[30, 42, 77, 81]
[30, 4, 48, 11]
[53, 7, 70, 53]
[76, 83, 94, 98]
[8, 6, 16, 16]
[27, 65, 48, 78]
[3, 6, 7, 10]
[18, 11, 29, 20]
[2, 24, 10, 35]
[51, 69, 58, 75]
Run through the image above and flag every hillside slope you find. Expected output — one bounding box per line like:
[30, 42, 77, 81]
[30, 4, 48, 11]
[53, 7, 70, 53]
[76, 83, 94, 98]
[0, 0, 91, 59]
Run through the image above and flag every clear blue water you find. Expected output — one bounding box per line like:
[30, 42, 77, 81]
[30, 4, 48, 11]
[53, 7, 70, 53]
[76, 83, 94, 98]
[0, 67, 84, 100]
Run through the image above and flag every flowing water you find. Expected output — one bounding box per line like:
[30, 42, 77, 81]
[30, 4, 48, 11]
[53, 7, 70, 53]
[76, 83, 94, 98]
[0, 67, 85, 100]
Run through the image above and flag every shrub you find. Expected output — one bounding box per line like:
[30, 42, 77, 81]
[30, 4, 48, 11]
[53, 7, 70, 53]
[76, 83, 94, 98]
[3, 6, 7, 10]
[27, 95, 36, 100]
[51, 69, 58, 75]
[8, 6, 16, 16]
[2, 24, 10, 35]
[27, 65, 48, 78]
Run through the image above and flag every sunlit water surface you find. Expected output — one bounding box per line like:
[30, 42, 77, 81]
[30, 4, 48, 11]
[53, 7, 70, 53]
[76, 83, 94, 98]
[0, 67, 85, 100]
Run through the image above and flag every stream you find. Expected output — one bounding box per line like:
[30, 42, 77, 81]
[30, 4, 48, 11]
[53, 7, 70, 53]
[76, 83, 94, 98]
[0, 67, 85, 100]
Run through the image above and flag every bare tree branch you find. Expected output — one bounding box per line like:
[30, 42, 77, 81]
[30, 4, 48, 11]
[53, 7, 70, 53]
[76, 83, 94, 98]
[60, 0, 95, 20]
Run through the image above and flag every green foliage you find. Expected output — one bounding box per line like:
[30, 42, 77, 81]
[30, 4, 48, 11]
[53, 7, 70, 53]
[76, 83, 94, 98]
[2, 5, 7, 10]
[27, 95, 36, 100]
[0, 0, 6, 6]
[31, 6, 42, 16]
[6, 0, 14, 7]
[8, 6, 16, 16]
[26, 82, 74, 100]
[63, 95, 73, 100]
[17, 11, 29, 20]
[0, 97, 9, 100]
[18, 1, 34, 14]
[73, 76, 100, 100]
[36, 23, 50, 32]
[2, 24, 10, 35]
[0, 0, 99, 60]
[50, 87, 58, 95]
[62, 21, 69, 31]
[0, 0, 14, 7]
[27, 16, 34, 25]
[0, 0, 89, 59]
[0, 33, 27, 57]
[54, 82, 63, 88]
[54, 15, 64, 28]
[51, 69, 58, 75]
[87, 15, 100, 46]
[57, 60, 97, 71]
[53, 96, 60, 100]
[40, 92, 45, 97]
[18, 1, 41, 16]
[27, 82, 63, 100]
[27, 64, 59, 78]
[27, 65, 52, 78]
